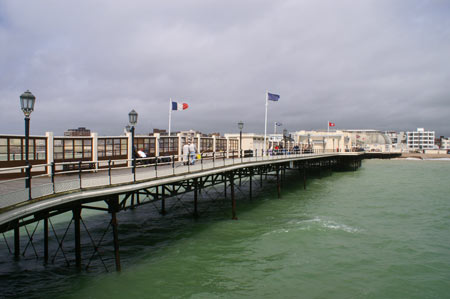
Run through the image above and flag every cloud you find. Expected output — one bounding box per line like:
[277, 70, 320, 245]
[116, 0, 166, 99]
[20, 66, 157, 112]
[1, 0, 450, 137]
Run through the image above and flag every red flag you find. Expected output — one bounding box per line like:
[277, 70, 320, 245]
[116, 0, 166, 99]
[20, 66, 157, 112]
[328, 122, 335, 127]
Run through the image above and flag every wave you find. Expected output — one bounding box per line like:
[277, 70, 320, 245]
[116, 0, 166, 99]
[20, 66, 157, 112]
[284, 217, 362, 233]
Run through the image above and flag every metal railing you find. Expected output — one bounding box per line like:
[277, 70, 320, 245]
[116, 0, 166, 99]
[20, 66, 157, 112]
[0, 149, 331, 210]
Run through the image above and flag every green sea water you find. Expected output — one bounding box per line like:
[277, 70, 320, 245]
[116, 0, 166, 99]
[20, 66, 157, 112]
[1, 159, 450, 298]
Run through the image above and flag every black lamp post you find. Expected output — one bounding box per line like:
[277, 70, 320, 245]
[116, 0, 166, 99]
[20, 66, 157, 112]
[128, 110, 138, 173]
[20, 90, 36, 190]
[283, 129, 288, 152]
[238, 121, 244, 158]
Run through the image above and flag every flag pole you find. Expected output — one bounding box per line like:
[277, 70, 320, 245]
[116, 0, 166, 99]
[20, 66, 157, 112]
[168, 98, 172, 136]
[263, 91, 268, 155]
[274, 122, 277, 135]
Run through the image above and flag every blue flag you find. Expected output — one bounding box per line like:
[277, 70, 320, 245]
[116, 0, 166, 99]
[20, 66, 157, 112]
[267, 92, 280, 101]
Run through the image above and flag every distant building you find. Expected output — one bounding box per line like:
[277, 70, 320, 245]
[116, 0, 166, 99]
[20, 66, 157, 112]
[440, 138, 450, 150]
[64, 127, 91, 136]
[385, 131, 407, 151]
[406, 128, 435, 150]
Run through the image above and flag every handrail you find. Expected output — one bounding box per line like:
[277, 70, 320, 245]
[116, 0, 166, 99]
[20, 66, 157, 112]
[0, 149, 334, 210]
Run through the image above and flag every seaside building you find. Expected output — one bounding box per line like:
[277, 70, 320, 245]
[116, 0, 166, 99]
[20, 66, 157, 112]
[406, 128, 436, 150]
[440, 138, 450, 150]
[224, 133, 265, 153]
[292, 130, 349, 152]
[385, 131, 407, 151]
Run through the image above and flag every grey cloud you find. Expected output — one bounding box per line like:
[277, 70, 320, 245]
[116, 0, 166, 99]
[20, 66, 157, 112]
[1, 0, 450, 137]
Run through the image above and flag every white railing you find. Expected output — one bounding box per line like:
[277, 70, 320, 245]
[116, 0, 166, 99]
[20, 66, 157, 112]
[0, 149, 331, 210]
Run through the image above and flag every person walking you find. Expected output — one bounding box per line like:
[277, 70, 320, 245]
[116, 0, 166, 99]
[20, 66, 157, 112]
[189, 141, 197, 165]
[182, 142, 190, 165]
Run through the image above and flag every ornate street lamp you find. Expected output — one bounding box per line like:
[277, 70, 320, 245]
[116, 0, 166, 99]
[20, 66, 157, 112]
[283, 129, 288, 152]
[238, 121, 244, 158]
[20, 90, 36, 192]
[128, 110, 138, 174]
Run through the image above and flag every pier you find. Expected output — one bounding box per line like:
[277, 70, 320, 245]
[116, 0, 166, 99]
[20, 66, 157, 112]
[0, 151, 366, 271]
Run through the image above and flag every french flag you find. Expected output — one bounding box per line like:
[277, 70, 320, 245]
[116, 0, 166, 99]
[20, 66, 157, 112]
[172, 101, 189, 111]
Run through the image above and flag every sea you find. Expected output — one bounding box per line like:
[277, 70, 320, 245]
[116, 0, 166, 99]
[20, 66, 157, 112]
[0, 159, 449, 298]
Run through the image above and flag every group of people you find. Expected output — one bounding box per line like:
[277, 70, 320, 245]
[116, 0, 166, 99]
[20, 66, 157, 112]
[182, 140, 197, 165]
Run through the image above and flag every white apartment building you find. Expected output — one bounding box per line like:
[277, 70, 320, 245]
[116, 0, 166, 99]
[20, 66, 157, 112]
[406, 128, 435, 150]
[441, 138, 450, 149]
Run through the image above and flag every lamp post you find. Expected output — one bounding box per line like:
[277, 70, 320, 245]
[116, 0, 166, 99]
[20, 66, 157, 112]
[283, 129, 288, 153]
[238, 121, 244, 158]
[20, 90, 36, 192]
[128, 110, 138, 174]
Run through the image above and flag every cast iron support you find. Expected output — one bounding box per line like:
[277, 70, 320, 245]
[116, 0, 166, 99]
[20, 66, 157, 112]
[230, 173, 237, 220]
[110, 196, 121, 272]
[277, 166, 281, 198]
[161, 185, 166, 215]
[44, 217, 49, 263]
[73, 206, 82, 269]
[14, 224, 20, 259]
[194, 178, 199, 218]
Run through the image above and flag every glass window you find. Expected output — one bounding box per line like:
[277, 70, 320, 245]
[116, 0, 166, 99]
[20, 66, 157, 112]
[10, 138, 22, 160]
[35, 139, 46, 160]
[74, 139, 83, 159]
[64, 139, 74, 159]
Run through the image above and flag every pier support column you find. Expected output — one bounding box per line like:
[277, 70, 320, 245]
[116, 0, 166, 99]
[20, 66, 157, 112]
[14, 224, 20, 259]
[73, 206, 82, 269]
[44, 217, 49, 263]
[230, 173, 237, 220]
[260, 167, 263, 188]
[194, 178, 199, 218]
[109, 195, 121, 272]
[303, 166, 306, 190]
[160, 185, 166, 215]
[224, 174, 227, 198]
[249, 168, 253, 200]
[276, 166, 281, 198]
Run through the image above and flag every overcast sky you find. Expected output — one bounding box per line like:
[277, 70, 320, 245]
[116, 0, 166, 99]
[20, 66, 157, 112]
[1, 0, 449, 137]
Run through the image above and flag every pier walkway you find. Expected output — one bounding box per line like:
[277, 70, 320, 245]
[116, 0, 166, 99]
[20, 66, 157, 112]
[0, 151, 366, 271]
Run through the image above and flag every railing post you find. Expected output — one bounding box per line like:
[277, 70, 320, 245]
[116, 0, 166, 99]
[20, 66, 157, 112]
[51, 162, 56, 194]
[213, 152, 215, 167]
[155, 157, 158, 178]
[232, 150, 235, 164]
[108, 160, 112, 185]
[187, 153, 190, 172]
[78, 161, 82, 189]
[223, 152, 225, 166]
[27, 164, 32, 200]
[201, 153, 203, 170]
[172, 155, 175, 175]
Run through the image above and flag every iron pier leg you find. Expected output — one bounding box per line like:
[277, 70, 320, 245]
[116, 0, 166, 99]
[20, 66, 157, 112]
[249, 169, 253, 200]
[230, 173, 237, 220]
[239, 169, 242, 186]
[194, 178, 199, 218]
[131, 192, 135, 210]
[14, 224, 20, 259]
[161, 185, 166, 215]
[224, 174, 227, 198]
[73, 206, 82, 269]
[44, 217, 49, 263]
[109, 196, 121, 272]
[303, 166, 306, 190]
[260, 168, 263, 188]
[277, 166, 281, 198]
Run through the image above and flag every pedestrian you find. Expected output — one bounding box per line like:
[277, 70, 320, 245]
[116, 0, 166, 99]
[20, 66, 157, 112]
[182, 142, 190, 165]
[189, 141, 197, 165]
